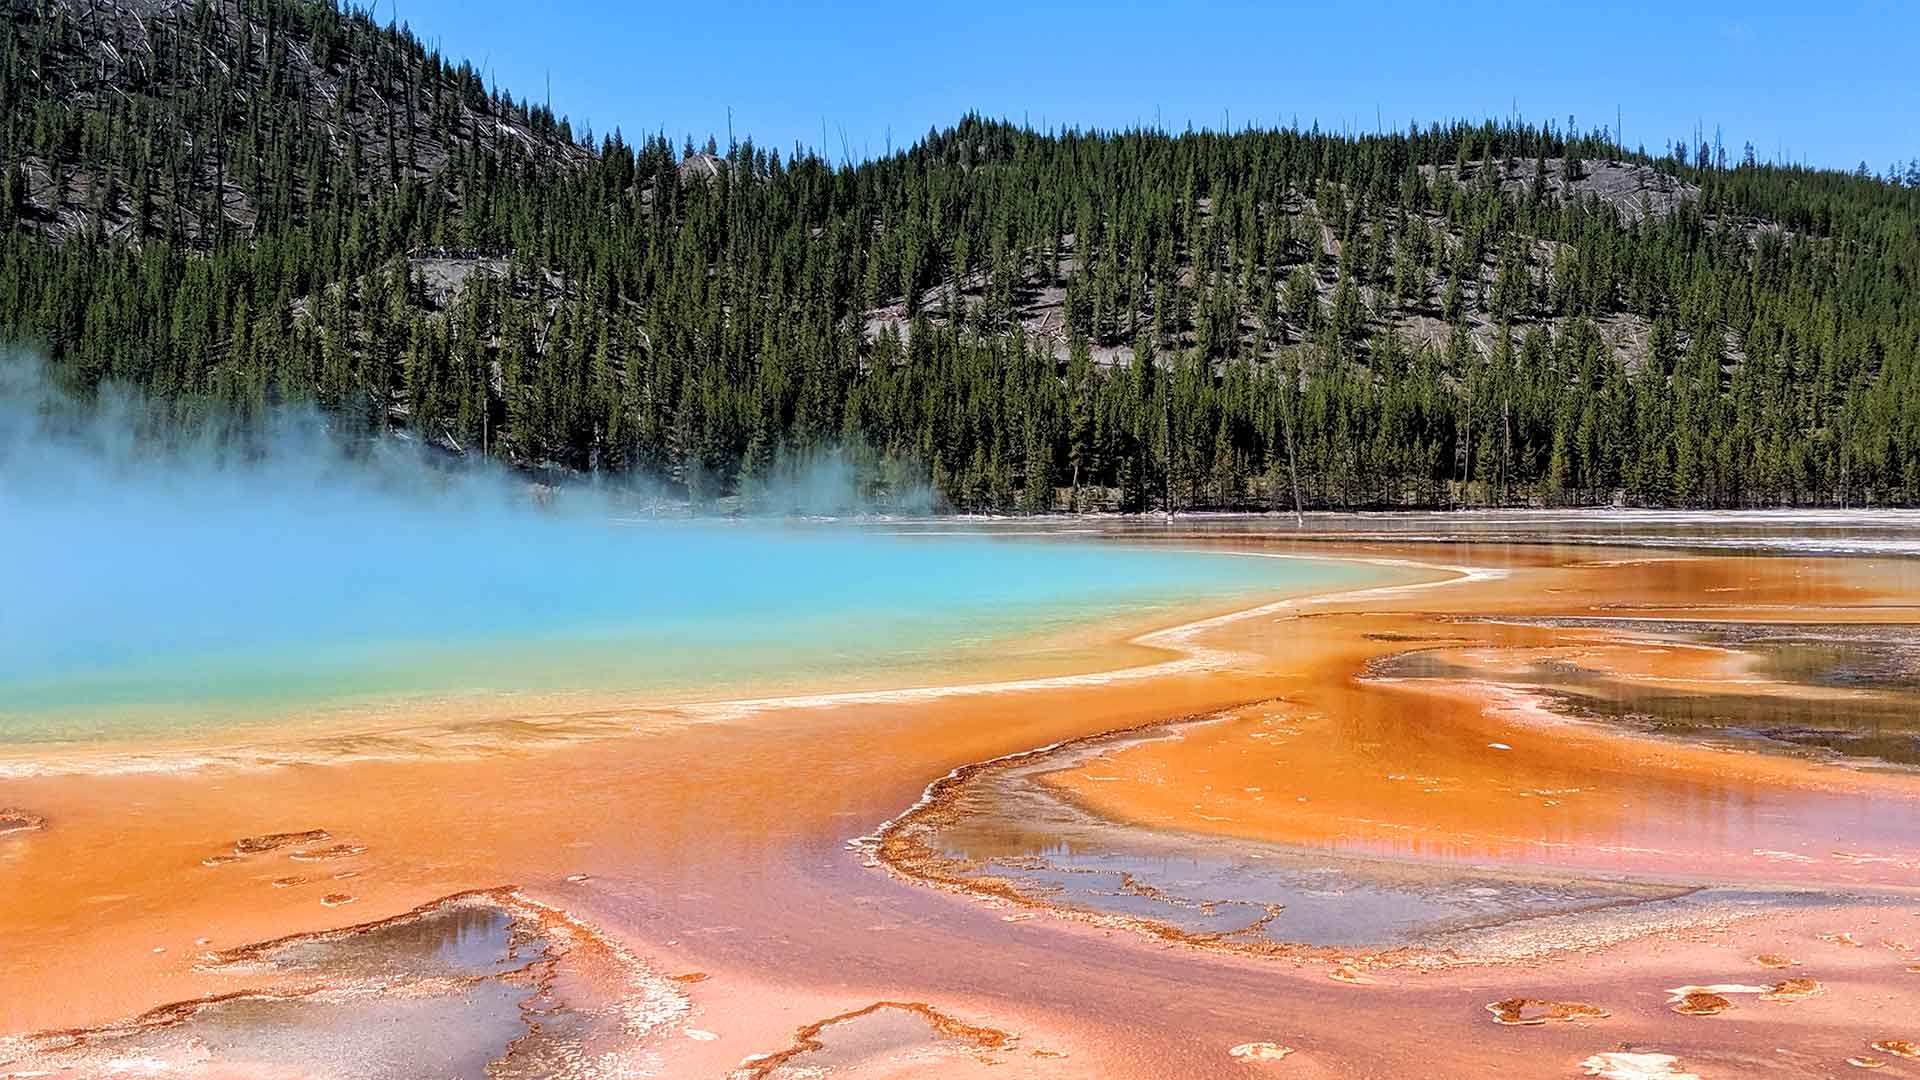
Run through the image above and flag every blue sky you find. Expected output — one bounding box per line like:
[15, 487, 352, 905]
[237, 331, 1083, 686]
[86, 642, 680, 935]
[391, 0, 1917, 173]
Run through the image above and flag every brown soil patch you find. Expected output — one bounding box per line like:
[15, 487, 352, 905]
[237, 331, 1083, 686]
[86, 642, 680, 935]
[1761, 978, 1823, 1002]
[1671, 991, 1733, 1016]
[0, 807, 45, 836]
[233, 829, 329, 853]
[288, 844, 366, 861]
[1485, 997, 1610, 1025]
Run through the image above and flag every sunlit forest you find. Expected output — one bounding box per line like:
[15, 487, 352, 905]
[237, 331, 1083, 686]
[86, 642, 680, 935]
[5, 0, 1918, 509]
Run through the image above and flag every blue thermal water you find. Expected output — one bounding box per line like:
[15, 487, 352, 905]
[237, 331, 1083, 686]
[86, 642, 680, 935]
[0, 358, 1363, 745]
[1, 504, 1358, 743]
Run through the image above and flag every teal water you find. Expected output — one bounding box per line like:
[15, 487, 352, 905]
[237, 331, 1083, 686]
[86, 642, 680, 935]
[1, 512, 1359, 744]
[0, 361, 1365, 750]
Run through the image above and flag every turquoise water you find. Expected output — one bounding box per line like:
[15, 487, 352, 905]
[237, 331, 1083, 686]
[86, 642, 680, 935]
[0, 360, 1364, 749]
[1, 510, 1358, 744]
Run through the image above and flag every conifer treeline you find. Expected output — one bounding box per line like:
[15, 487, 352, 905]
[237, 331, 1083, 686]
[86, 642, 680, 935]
[5, 0, 1919, 509]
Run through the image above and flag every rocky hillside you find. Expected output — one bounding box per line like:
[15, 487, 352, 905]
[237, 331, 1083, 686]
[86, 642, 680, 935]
[4, 1, 1918, 511]
[866, 154, 1710, 377]
[5, 0, 588, 248]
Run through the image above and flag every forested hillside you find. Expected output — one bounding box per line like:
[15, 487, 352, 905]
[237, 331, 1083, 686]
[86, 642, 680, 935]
[5, 0, 1919, 510]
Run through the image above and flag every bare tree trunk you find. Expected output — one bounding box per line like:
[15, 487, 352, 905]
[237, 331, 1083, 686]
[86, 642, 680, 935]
[1281, 392, 1305, 526]
[1161, 373, 1174, 519]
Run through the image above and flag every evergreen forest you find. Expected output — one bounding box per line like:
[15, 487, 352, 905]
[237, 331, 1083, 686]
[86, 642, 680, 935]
[6, 0, 1920, 510]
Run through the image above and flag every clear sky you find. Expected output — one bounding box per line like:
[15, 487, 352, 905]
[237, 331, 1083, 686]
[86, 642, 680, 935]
[390, 0, 1917, 174]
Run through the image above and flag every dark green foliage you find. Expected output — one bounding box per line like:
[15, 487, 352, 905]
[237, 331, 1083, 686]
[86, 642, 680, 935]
[5, 0, 1919, 510]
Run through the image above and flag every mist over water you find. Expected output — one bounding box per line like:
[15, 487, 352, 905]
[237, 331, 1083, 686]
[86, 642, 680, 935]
[0, 358, 1347, 743]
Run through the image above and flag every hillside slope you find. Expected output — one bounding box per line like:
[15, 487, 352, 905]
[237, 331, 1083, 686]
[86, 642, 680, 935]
[4, 0, 1919, 510]
[6, 0, 588, 246]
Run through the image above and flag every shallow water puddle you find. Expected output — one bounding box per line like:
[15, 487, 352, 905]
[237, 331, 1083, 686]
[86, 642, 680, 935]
[887, 704, 1879, 960]
[0, 890, 686, 1079]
